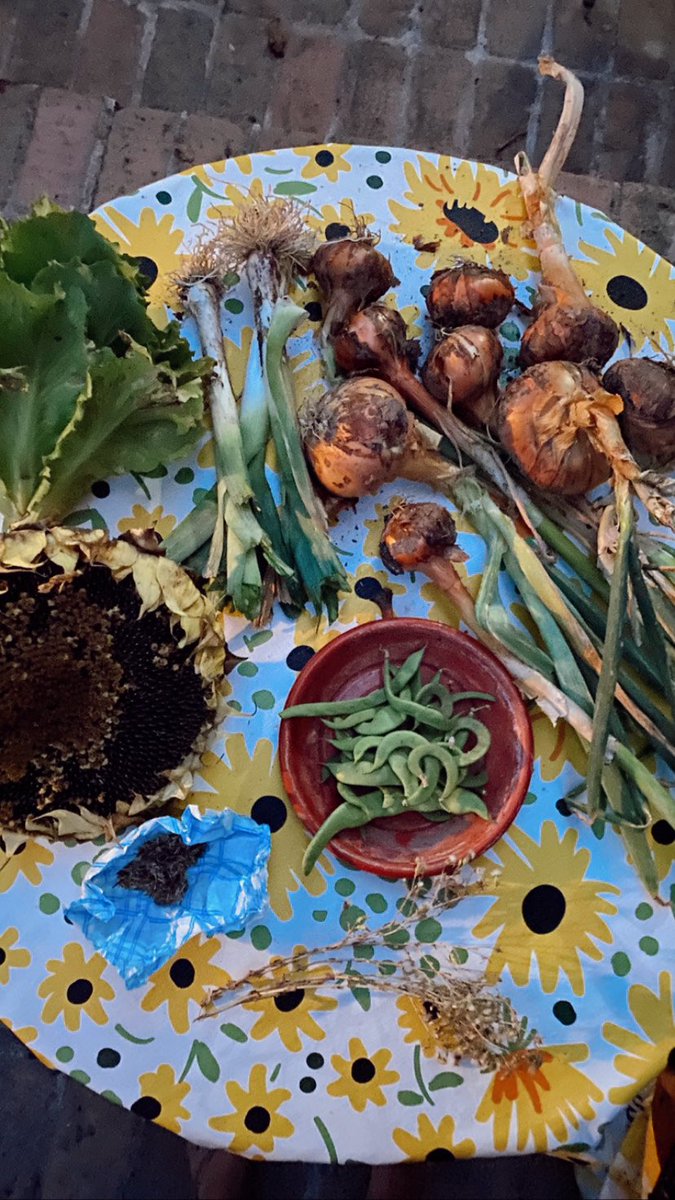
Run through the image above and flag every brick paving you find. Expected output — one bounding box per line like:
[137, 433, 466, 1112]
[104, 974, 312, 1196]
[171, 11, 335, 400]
[0, 0, 673, 258]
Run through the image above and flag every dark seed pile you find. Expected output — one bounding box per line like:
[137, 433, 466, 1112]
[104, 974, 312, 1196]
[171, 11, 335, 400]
[0, 564, 210, 830]
[117, 832, 207, 905]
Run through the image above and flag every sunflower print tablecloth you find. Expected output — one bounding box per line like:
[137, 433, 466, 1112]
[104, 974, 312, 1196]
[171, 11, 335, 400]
[1, 146, 674, 1170]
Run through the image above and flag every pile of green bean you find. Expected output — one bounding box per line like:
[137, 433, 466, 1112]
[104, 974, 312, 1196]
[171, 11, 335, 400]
[281, 648, 495, 874]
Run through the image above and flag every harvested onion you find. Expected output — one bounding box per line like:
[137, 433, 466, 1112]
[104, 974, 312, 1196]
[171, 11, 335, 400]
[516, 60, 619, 368]
[423, 326, 503, 429]
[302, 376, 459, 498]
[312, 232, 398, 345]
[500, 360, 675, 528]
[603, 358, 675, 470]
[425, 263, 514, 330]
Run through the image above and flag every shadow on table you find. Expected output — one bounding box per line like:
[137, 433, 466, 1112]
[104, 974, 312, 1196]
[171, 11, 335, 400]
[0, 1023, 580, 1199]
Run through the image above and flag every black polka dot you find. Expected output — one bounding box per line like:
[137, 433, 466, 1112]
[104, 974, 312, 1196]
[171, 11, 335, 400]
[0, 948, 5, 967]
[375, 150, 392, 164]
[13, 843, 26, 855]
[315, 150, 334, 167]
[325, 222, 350, 241]
[131, 1096, 162, 1120]
[286, 645, 315, 672]
[606, 275, 648, 310]
[304, 301, 323, 322]
[156, 190, 172, 205]
[274, 988, 304, 1012]
[306, 1052, 324, 1070]
[420, 284, 430, 298]
[521, 884, 566, 934]
[251, 795, 287, 834]
[244, 1105, 271, 1133]
[553, 1001, 577, 1026]
[556, 798, 572, 817]
[442, 201, 498, 245]
[132, 256, 159, 288]
[97, 1047, 121, 1068]
[91, 480, 110, 499]
[169, 958, 195, 988]
[426, 1148, 455, 1162]
[355, 576, 384, 600]
[351, 1057, 376, 1083]
[299, 1076, 316, 1093]
[366, 175, 384, 190]
[652, 820, 675, 846]
[66, 979, 94, 1005]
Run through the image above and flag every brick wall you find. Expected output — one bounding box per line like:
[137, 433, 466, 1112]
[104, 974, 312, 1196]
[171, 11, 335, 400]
[0, 0, 673, 257]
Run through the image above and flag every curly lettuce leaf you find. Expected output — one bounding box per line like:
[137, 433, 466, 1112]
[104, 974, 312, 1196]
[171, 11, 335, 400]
[31, 259, 156, 349]
[0, 276, 88, 517]
[29, 346, 205, 522]
[0, 207, 133, 287]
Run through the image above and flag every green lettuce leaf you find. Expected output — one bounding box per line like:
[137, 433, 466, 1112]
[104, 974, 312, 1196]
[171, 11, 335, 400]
[31, 259, 157, 349]
[0, 276, 88, 517]
[29, 346, 205, 522]
[0, 207, 133, 287]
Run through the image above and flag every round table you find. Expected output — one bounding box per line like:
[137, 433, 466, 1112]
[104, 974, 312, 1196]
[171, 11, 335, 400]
[1, 144, 674, 1166]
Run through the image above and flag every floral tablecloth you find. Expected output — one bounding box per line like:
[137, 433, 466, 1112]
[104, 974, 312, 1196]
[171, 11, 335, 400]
[1, 145, 674, 1170]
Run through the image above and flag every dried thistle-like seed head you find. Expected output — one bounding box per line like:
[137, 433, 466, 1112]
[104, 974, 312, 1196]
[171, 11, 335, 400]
[213, 194, 317, 279]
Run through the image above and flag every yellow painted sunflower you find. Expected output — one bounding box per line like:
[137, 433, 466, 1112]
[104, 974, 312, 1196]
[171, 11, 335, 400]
[393, 1113, 476, 1161]
[297, 145, 352, 183]
[292, 564, 406, 650]
[245, 947, 337, 1052]
[472, 822, 619, 995]
[305, 200, 376, 241]
[38, 942, 114, 1032]
[141, 934, 230, 1034]
[388, 156, 538, 280]
[476, 1044, 603, 1152]
[363, 499, 405, 558]
[133, 1064, 191, 1134]
[396, 996, 443, 1060]
[209, 1063, 294, 1154]
[0, 839, 54, 893]
[206, 177, 265, 223]
[1, 1018, 52, 1068]
[604, 971, 675, 1105]
[327, 1036, 400, 1112]
[117, 505, 176, 540]
[573, 229, 675, 352]
[0, 927, 30, 983]
[92, 207, 187, 312]
[531, 709, 588, 782]
[189, 735, 332, 921]
[181, 156, 255, 186]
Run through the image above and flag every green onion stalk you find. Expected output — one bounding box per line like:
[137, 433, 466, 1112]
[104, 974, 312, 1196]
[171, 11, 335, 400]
[170, 248, 292, 620]
[213, 195, 347, 619]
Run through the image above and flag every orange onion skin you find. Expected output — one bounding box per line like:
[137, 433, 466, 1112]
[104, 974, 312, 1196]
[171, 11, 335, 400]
[312, 238, 398, 336]
[500, 361, 615, 495]
[423, 326, 503, 428]
[426, 263, 515, 330]
[519, 295, 619, 369]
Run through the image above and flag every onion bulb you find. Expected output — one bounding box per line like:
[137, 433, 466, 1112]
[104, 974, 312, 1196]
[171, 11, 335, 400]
[501, 360, 675, 528]
[423, 326, 503, 429]
[312, 233, 398, 344]
[516, 59, 619, 369]
[603, 358, 675, 470]
[501, 362, 619, 494]
[301, 376, 459, 498]
[380, 502, 465, 573]
[425, 263, 514, 330]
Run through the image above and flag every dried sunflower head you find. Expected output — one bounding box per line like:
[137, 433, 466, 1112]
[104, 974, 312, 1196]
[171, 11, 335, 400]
[0, 526, 229, 845]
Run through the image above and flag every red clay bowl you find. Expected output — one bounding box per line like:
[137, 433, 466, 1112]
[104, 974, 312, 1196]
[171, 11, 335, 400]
[279, 618, 533, 879]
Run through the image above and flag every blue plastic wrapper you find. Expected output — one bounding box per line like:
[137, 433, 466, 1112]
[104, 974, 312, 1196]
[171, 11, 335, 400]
[66, 806, 271, 988]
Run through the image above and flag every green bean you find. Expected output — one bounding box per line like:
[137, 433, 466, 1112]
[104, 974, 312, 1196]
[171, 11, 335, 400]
[389, 751, 418, 799]
[405, 757, 442, 809]
[383, 657, 458, 731]
[408, 744, 460, 802]
[370, 730, 429, 770]
[352, 735, 383, 762]
[302, 802, 371, 875]
[441, 787, 489, 819]
[282, 692, 387, 719]
[354, 707, 408, 736]
[415, 679, 455, 720]
[392, 647, 428, 692]
[324, 707, 383, 730]
[335, 763, 401, 787]
[335, 784, 385, 814]
[446, 717, 492, 766]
